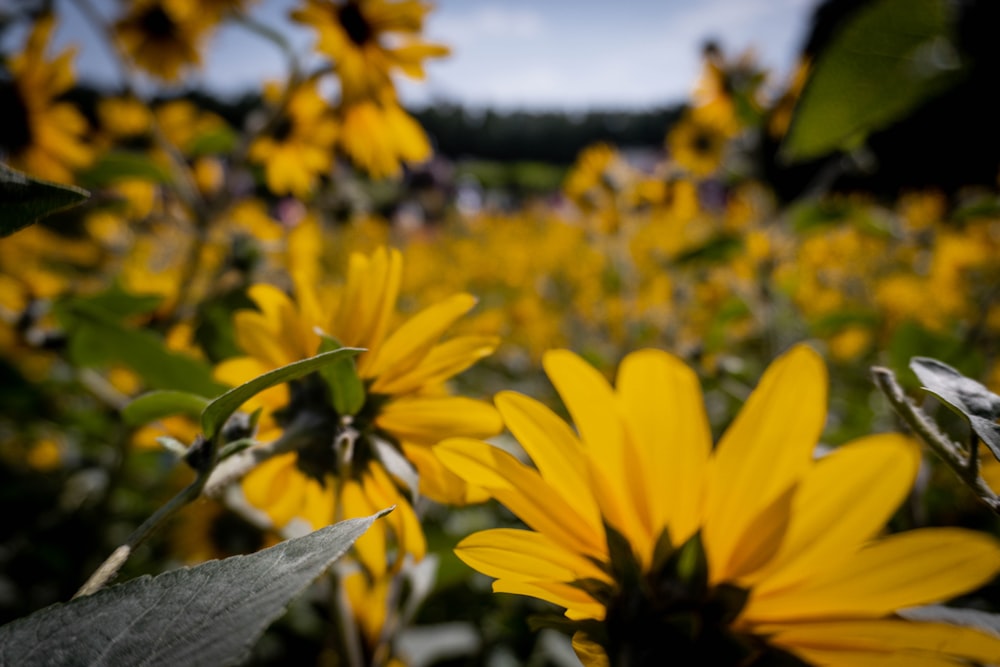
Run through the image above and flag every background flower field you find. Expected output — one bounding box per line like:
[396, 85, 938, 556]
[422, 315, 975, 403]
[3, 0, 1000, 665]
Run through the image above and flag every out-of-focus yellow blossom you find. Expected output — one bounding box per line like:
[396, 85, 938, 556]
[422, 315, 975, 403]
[249, 82, 338, 197]
[339, 97, 432, 179]
[154, 99, 228, 157]
[0, 15, 93, 183]
[98, 96, 153, 138]
[440, 346, 1000, 665]
[293, 0, 449, 102]
[216, 246, 501, 575]
[667, 111, 731, 178]
[114, 0, 209, 81]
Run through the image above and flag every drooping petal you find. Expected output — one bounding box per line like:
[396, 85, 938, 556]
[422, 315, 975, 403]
[456, 528, 610, 585]
[495, 391, 601, 533]
[367, 293, 478, 385]
[402, 441, 489, 505]
[704, 344, 827, 582]
[341, 479, 387, 577]
[436, 438, 606, 559]
[241, 453, 304, 529]
[762, 619, 1000, 665]
[746, 434, 921, 592]
[746, 528, 1000, 621]
[615, 349, 711, 550]
[492, 579, 606, 621]
[375, 395, 502, 444]
[372, 334, 498, 395]
[543, 350, 648, 557]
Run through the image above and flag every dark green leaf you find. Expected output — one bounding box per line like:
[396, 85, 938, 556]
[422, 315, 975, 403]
[318, 336, 366, 417]
[56, 299, 226, 397]
[910, 357, 1000, 460]
[672, 234, 741, 266]
[0, 162, 90, 237]
[202, 347, 363, 439]
[781, 0, 963, 161]
[78, 151, 173, 187]
[72, 284, 163, 319]
[898, 605, 1000, 639]
[0, 510, 391, 667]
[122, 390, 210, 426]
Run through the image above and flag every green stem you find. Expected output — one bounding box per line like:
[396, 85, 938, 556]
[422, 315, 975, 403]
[871, 366, 1000, 514]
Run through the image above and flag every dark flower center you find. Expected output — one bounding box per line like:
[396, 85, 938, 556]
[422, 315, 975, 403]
[693, 128, 717, 155]
[0, 79, 34, 154]
[138, 6, 178, 39]
[271, 116, 295, 143]
[338, 2, 373, 46]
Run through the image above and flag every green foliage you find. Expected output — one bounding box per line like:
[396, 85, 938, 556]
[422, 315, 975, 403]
[56, 298, 227, 397]
[122, 390, 211, 426]
[910, 357, 1000, 460]
[782, 0, 963, 161]
[201, 347, 362, 439]
[78, 151, 174, 187]
[187, 127, 238, 157]
[0, 162, 90, 237]
[318, 336, 366, 417]
[0, 511, 390, 667]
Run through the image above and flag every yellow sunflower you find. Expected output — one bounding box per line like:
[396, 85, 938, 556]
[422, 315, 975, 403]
[666, 110, 732, 178]
[215, 245, 501, 575]
[339, 96, 431, 179]
[0, 15, 93, 183]
[438, 345, 1000, 665]
[292, 0, 449, 102]
[114, 0, 209, 81]
[248, 82, 338, 197]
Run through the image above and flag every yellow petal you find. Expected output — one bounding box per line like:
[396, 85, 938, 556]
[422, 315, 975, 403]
[456, 528, 609, 584]
[492, 579, 606, 621]
[616, 349, 711, 549]
[375, 396, 502, 444]
[402, 441, 488, 505]
[436, 438, 606, 559]
[341, 480, 387, 577]
[372, 335, 498, 395]
[543, 350, 648, 557]
[748, 434, 921, 592]
[747, 528, 1000, 621]
[367, 293, 477, 383]
[241, 453, 303, 529]
[495, 391, 601, 535]
[704, 344, 826, 582]
[763, 619, 1000, 665]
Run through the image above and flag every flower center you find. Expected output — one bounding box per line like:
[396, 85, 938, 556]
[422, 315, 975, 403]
[0, 78, 34, 155]
[138, 6, 178, 39]
[271, 116, 295, 143]
[337, 2, 373, 46]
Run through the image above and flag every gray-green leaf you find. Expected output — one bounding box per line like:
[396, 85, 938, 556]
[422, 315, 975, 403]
[0, 163, 90, 237]
[781, 0, 963, 162]
[202, 347, 363, 440]
[0, 509, 391, 667]
[911, 356, 1000, 460]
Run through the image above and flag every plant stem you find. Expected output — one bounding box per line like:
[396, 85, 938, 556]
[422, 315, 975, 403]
[871, 366, 1000, 514]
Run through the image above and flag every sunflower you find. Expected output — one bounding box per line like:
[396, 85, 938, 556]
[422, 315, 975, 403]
[338, 96, 431, 179]
[292, 0, 449, 102]
[248, 82, 338, 197]
[215, 245, 501, 575]
[114, 0, 209, 81]
[438, 345, 1000, 665]
[666, 110, 732, 178]
[0, 15, 93, 183]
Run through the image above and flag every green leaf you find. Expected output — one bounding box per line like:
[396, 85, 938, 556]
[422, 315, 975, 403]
[202, 347, 363, 440]
[71, 284, 163, 319]
[0, 510, 391, 667]
[899, 605, 1000, 639]
[0, 162, 90, 237]
[672, 234, 742, 266]
[781, 0, 963, 161]
[78, 151, 173, 187]
[122, 390, 211, 426]
[318, 336, 366, 416]
[910, 357, 1000, 460]
[56, 299, 226, 397]
[187, 126, 238, 157]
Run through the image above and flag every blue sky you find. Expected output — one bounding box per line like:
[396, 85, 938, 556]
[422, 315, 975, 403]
[46, 0, 818, 110]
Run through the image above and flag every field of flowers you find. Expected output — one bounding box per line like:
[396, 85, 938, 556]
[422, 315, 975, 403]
[3, 0, 1000, 665]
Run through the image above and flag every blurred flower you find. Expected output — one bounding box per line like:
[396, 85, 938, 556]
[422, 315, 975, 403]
[216, 245, 501, 574]
[293, 0, 449, 102]
[114, 0, 209, 81]
[439, 345, 1000, 665]
[667, 111, 730, 178]
[0, 15, 93, 183]
[249, 82, 338, 197]
[339, 97, 432, 179]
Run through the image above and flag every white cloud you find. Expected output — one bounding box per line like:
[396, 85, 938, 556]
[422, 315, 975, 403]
[429, 5, 545, 43]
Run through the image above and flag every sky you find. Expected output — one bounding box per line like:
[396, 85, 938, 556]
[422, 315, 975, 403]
[42, 0, 819, 111]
